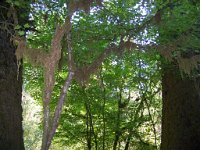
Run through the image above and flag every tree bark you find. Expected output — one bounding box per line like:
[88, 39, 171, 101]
[100, 70, 106, 150]
[0, 3, 24, 150]
[113, 88, 122, 150]
[161, 64, 200, 150]
[46, 71, 74, 149]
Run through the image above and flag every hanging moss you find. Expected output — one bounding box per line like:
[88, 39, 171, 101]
[68, 0, 103, 14]
[15, 25, 66, 106]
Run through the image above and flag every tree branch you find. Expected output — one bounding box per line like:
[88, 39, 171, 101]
[46, 71, 74, 149]
[45, 14, 75, 149]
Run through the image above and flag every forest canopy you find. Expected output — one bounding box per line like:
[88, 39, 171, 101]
[1, 0, 200, 149]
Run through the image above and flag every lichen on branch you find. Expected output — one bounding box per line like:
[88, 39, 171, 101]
[73, 40, 137, 86]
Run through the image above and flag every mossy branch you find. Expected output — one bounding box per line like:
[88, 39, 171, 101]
[74, 40, 137, 86]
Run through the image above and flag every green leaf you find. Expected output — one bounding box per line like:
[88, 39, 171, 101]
[6, 0, 12, 4]
[14, 25, 21, 30]
[14, 1, 20, 6]
[24, 23, 30, 29]
[18, 30, 25, 36]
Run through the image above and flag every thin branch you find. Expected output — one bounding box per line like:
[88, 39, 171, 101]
[46, 71, 74, 149]
[45, 15, 73, 149]
[74, 40, 134, 85]
[0, 5, 9, 10]
[144, 98, 158, 149]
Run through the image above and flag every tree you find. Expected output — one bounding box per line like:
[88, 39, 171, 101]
[158, 0, 200, 149]
[0, 0, 30, 149]
[6, 0, 199, 149]
[52, 50, 161, 150]
[161, 64, 200, 149]
[0, 1, 24, 149]
[20, 0, 161, 149]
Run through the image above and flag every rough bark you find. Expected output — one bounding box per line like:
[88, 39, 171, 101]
[0, 4, 24, 150]
[161, 64, 200, 150]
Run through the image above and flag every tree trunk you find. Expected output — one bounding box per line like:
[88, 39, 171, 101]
[0, 3, 24, 150]
[161, 64, 200, 150]
[113, 88, 122, 150]
[124, 134, 131, 150]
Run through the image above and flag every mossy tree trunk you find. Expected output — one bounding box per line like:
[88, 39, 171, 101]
[0, 1, 24, 149]
[161, 64, 200, 150]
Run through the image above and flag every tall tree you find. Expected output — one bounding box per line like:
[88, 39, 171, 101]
[159, 0, 200, 149]
[161, 63, 200, 149]
[0, 1, 24, 149]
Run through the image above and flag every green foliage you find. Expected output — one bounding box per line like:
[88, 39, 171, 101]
[51, 50, 162, 149]
[157, 0, 200, 75]
[160, 0, 200, 41]
[22, 0, 200, 149]
[22, 92, 42, 150]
